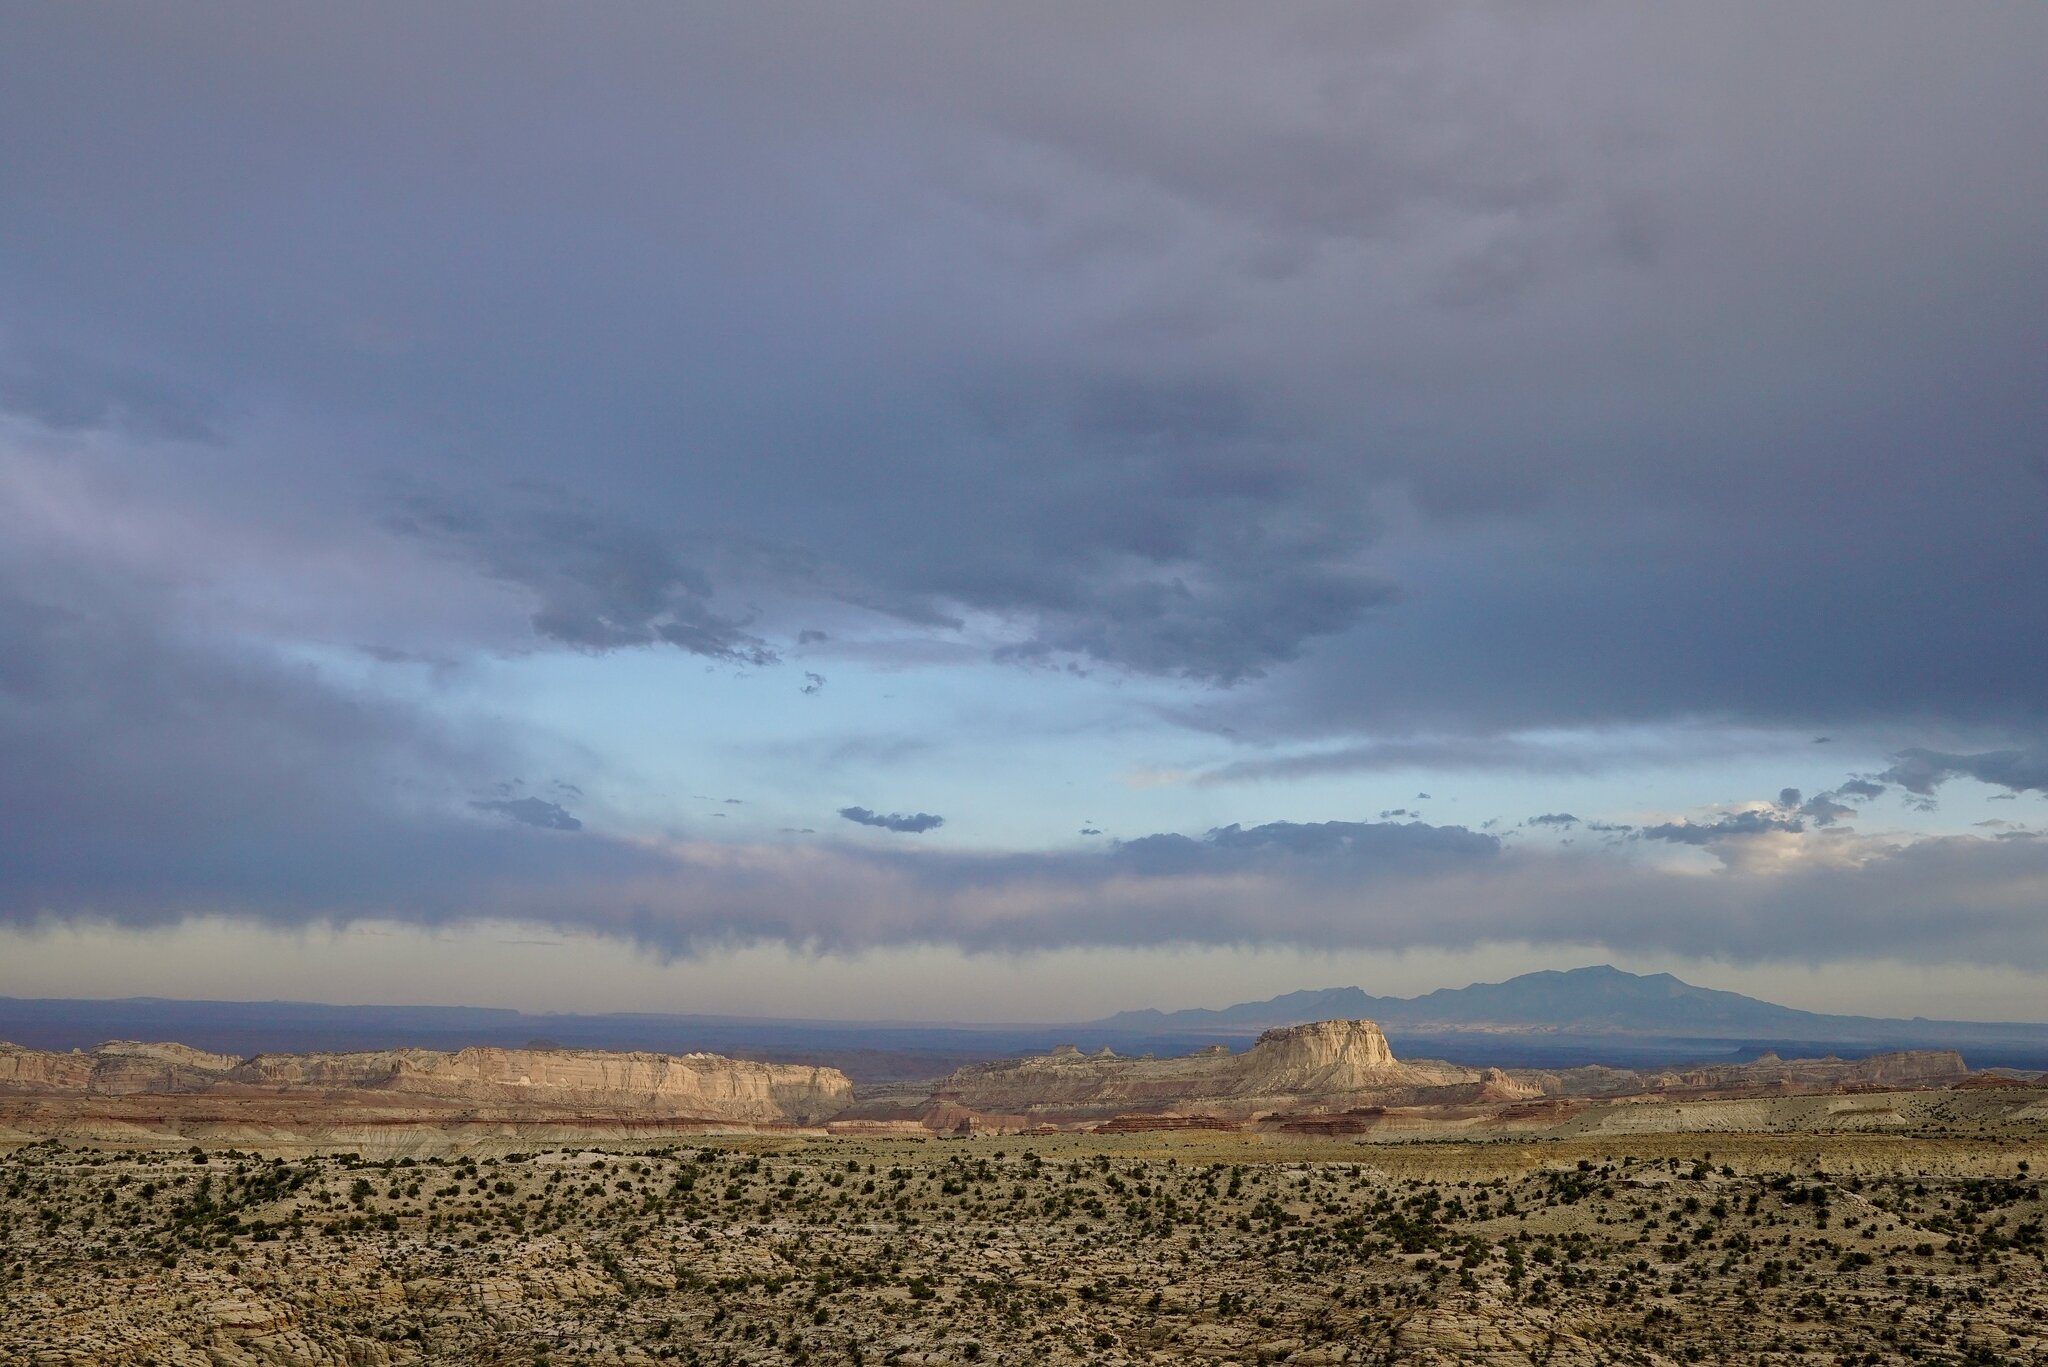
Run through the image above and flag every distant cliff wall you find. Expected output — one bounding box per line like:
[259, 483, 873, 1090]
[0, 1041, 853, 1124]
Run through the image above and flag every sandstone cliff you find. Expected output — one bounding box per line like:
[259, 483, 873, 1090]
[1519, 1049, 1971, 1100]
[853, 1021, 1976, 1134]
[1238, 1019, 1401, 1091]
[0, 1040, 243, 1093]
[1, 1025, 1985, 1146]
[912, 1019, 1521, 1128]
[0, 1040, 852, 1125]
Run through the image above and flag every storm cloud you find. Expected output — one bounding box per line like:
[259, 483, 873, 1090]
[0, 573, 2043, 968]
[385, 487, 778, 665]
[0, 553, 668, 923]
[1880, 748, 2048, 797]
[1, 5, 2041, 715]
[1, 5, 2046, 996]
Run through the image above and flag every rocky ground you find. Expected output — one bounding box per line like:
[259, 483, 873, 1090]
[5, 1124, 2045, 1366]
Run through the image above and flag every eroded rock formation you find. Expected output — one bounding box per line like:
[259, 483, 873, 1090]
[895, 1019, 1535, 1131]
[0, 1021, 1993, 1147]
[844, 1022, 1979, 1135]
[0, 1040, 852, 1125]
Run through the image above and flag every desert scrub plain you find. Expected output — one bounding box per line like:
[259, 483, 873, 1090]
[3, 1131, 2045, 1367]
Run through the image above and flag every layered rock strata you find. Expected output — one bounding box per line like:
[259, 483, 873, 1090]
[0, 1040, 852, 1125]
[0, 1022, 1989, 1147]
[899, 1019, 1536, 1131]
[856, 1022, 1978, 1135]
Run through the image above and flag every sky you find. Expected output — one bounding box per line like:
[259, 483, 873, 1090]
[3, 4, 2046, 1022]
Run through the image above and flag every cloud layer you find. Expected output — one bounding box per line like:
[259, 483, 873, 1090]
[1, 559, 2042, 965]
[4, 5, 2043, 719]
[1, 5, 2045, 988]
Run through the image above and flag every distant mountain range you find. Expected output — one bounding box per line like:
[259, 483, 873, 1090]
[5, 966, 2046, 1080]
[1100, 964, 2048, 1049]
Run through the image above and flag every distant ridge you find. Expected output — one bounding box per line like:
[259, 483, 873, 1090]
[1098, 965, 2048, 1047]
[5, 966, 2046, 1078]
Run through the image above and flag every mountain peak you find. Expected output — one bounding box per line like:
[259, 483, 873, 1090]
[1099, 964, 1841, 1037]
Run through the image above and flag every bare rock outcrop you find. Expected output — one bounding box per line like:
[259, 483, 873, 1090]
[0, 1039, 242, 1093]
[846, 1020, 1975, 1135]
[1520, 1049, 1970, 1100]
[229, 1046, 851, 1122]
[0, 1024, 1984, 1147]
[907, 1019, 1515, 1129]
[1239, 1019, 1400, 1089]
[0, 1040, 852, 1126]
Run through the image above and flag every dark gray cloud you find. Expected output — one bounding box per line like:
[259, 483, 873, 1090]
[992, 562, 1396, 685]
[601, 824, 2048, 964]
[3, 579, 2046, 968]
[1, 5, 2037, 708]
[470, 798, 582, 832]
[1795, 794, 1856, 827]
[2, 4, 2047, 984]
[1527, 813, 1580, 828]
[1640, 811, 1803, 845]
[838, 807, 946, 834]
[385, 487, 777, 665]
[1775, 786, 1855, 827]
[1880, 748, 2048, 797]
[0, 347, 221, 443]
[0, 554, 669, 924]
